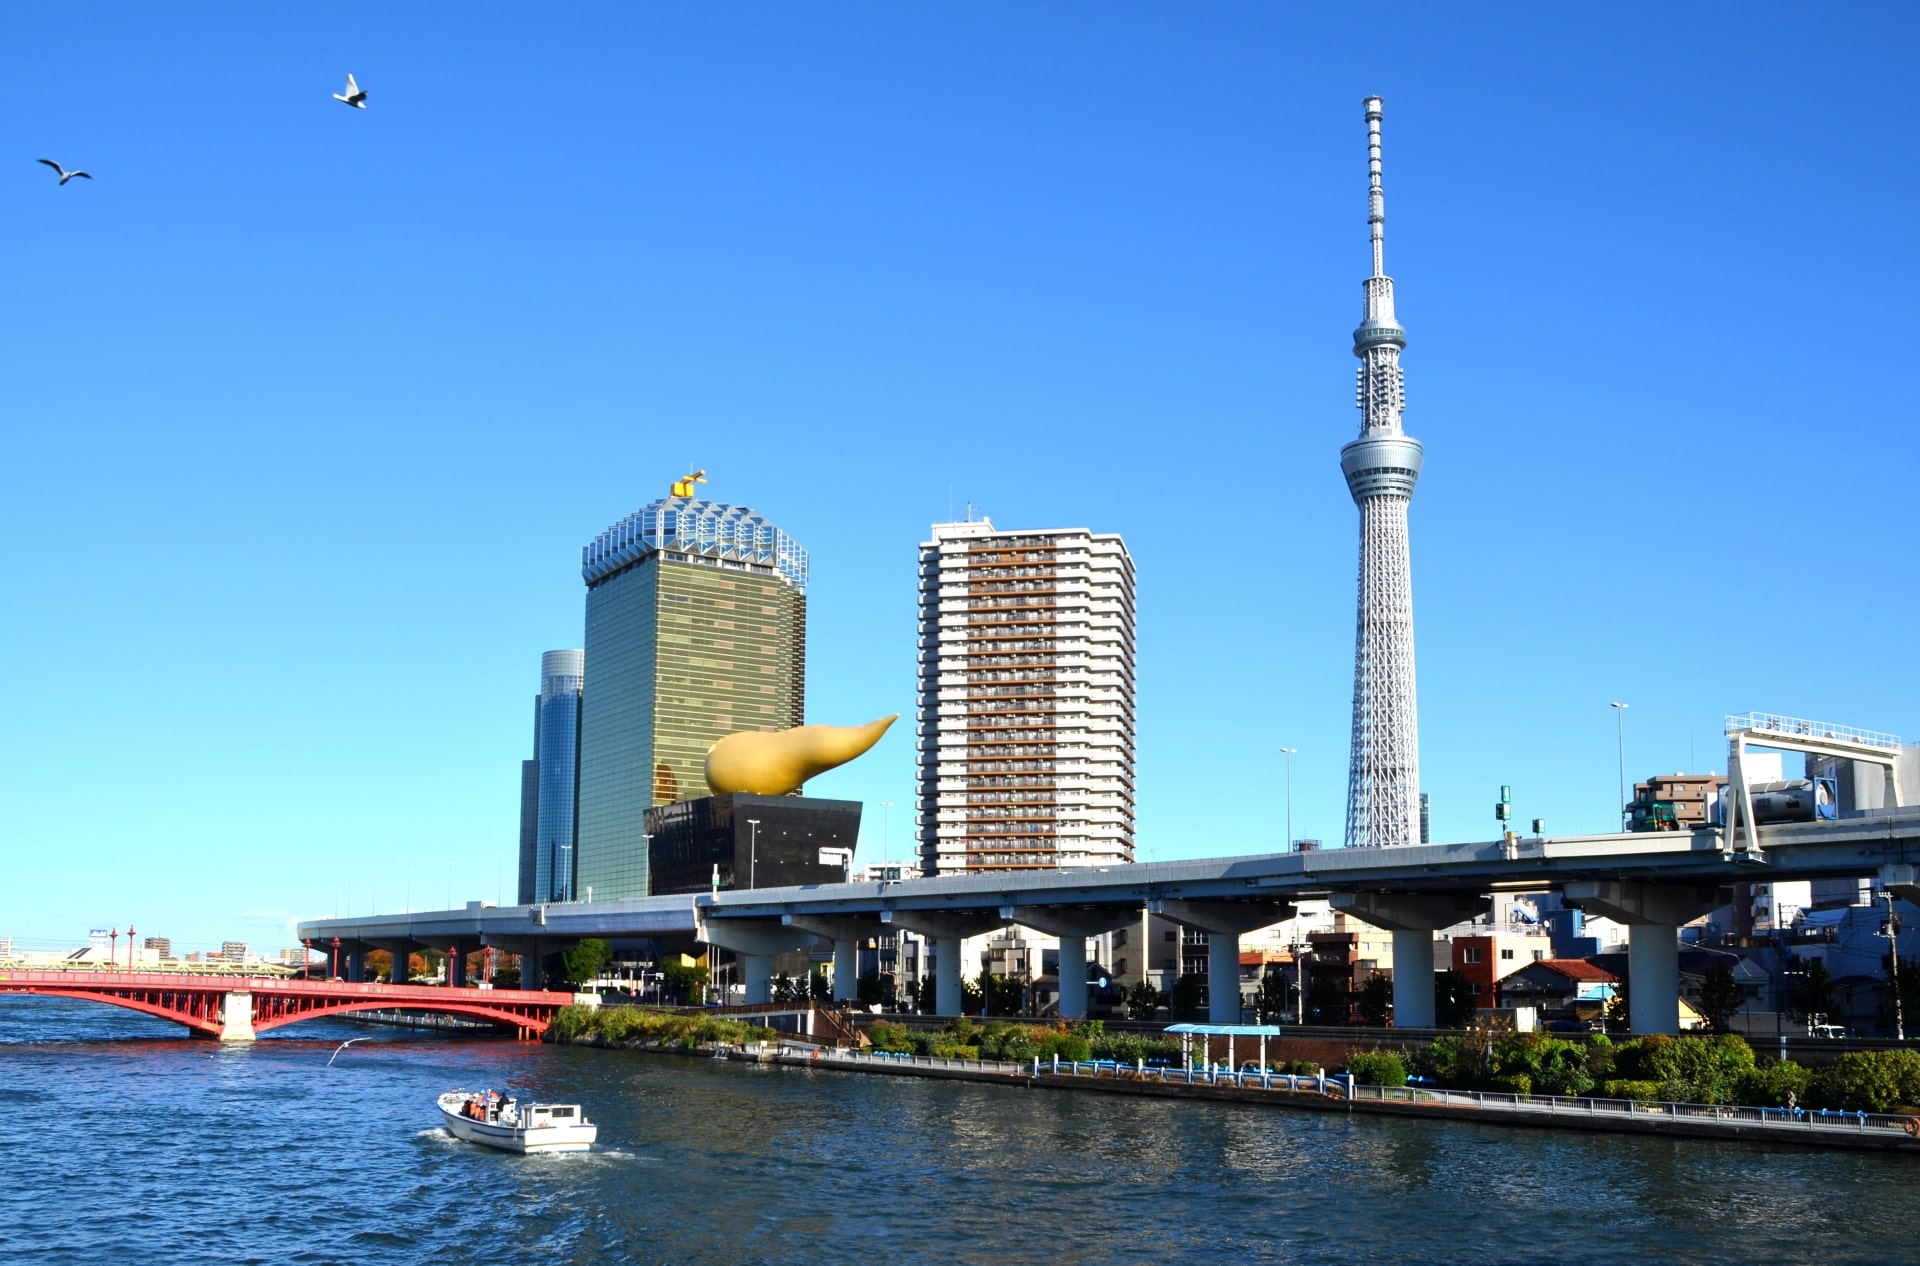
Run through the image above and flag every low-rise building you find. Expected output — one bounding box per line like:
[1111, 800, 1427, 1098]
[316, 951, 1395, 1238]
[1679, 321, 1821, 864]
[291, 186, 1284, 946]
[1451, 930, 1554, 1009]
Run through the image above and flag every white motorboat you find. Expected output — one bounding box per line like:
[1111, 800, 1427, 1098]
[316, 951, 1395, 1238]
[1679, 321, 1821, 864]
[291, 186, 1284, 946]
[436, 1089, 597, 1154]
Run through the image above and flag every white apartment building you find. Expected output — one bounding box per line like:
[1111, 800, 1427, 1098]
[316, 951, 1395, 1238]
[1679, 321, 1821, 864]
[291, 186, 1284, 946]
[917, 519, 1136, 873]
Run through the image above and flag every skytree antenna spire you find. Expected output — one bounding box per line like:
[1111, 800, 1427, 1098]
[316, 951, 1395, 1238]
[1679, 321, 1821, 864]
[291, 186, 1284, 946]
[1342, 95, 1424, 849]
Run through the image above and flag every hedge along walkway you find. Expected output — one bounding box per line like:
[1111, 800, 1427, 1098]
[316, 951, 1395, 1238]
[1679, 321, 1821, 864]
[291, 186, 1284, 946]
[777, 1046, 1920, 1155]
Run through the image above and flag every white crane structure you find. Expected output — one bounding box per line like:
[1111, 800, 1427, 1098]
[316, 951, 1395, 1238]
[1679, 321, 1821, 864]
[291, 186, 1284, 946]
[1341, 96, 1425, 849]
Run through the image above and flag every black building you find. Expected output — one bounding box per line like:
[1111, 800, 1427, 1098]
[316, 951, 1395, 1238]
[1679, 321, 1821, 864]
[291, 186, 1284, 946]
[645, 794, 862, 896]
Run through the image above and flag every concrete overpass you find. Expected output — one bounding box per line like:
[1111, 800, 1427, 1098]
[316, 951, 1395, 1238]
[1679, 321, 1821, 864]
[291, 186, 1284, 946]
[298, 810, 1920, 1035]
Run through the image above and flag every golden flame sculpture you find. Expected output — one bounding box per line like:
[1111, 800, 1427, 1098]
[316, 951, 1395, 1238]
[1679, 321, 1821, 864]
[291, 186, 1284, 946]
[704, 716, 897, 796]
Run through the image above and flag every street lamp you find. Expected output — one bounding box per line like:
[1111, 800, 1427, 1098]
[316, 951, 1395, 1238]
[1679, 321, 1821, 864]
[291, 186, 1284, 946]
[746, 819, 761, 889]
[1610, 702, 1630, 829]
[1280, 748, 1297, 849]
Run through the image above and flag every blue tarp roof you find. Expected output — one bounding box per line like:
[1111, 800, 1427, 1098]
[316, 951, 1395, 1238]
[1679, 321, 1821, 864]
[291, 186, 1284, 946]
[1164, 1024, 1283, 1037]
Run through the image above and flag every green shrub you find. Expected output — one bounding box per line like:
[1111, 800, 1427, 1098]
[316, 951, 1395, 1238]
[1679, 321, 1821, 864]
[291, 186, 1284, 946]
[1602, 1079, 1662, 1103]
[1345, 1050, 1408, 1086]
[1735, 1059, 1811, 1108]
[1039, 1033, 1093, 1063]
[1807, 1050, 1920, 1114]
[1089, 1033, 1183, 1064]
[869, 1022, 916, 1055]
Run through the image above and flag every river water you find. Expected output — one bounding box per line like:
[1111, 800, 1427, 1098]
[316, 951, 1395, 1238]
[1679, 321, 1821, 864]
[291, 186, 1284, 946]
[2, 997, 1915, 1265]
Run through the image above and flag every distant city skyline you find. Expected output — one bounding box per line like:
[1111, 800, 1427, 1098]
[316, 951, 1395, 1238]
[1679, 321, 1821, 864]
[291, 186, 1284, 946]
[6, 8, 1918, 946]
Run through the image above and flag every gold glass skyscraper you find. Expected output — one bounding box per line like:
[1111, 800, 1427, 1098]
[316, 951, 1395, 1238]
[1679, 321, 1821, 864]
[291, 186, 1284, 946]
[575, 496, 808, 900]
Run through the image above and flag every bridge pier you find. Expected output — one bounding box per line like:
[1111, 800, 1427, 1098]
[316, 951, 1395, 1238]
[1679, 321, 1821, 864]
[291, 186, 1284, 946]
[1153, 901, 1293, 1024]
[1330, 891, 1490, 1028]
[697, 918, 817, 1004]
[782, 916, 877, 1003]
[1564, 881, 1727, 1036]
[885, 912, 1002, 1014]
[220, 991, 256, 1042]
[1008, 907, 1141, 1020]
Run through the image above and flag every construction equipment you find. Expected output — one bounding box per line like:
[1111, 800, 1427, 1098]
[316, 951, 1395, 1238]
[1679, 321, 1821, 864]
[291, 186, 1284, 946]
[1627, 802, 1682, 832]
[670, 469, 708, 498]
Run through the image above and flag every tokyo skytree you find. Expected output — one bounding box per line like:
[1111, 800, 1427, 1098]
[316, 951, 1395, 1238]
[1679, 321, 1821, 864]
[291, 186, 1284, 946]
[1341, 96, 1423, 849]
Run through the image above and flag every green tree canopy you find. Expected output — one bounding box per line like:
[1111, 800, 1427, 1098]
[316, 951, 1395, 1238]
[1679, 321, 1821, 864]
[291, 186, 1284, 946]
[559, 938, 612, 988]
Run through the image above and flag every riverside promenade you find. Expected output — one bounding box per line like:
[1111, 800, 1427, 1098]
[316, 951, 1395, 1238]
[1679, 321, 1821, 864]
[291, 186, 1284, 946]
[761, 1044, 1920, 1154]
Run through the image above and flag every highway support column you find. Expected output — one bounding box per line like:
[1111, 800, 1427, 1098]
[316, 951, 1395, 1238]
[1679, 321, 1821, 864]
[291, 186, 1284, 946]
[1563, 881, 1727, 1036]
[885, 912, 1004, 1015]
[694, 917, 818, 1005]
[1152, 901, 1294, 1024]
[1008, 906, 1143, 1021]
[1329, 892, 1491, 1029]
[782, 915, 880, 1003]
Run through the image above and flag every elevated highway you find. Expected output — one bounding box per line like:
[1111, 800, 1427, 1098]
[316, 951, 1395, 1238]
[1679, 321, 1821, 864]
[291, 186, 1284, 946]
[299, 810, 1920, 1036]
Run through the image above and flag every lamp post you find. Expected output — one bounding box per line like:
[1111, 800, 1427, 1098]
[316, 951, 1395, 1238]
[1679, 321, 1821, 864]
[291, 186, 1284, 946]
[1611, 702, 1630, 828]
[746, 819, 761, 889]
[1280, 748, 1297, 849]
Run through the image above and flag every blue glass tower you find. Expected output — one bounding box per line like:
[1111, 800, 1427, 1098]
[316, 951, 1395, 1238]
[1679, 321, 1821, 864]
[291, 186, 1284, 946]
[533, 649, 585, 902]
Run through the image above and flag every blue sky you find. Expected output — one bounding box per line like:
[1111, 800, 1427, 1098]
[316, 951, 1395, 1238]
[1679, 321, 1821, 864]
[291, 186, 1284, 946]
[6, 6, 1917, 953]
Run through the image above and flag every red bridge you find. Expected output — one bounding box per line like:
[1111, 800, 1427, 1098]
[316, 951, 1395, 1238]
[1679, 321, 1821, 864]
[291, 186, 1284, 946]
[0, 970, 572, 1041]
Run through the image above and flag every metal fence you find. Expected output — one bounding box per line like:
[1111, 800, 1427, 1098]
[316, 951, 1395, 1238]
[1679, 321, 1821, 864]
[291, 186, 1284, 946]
[821, 1048, 1920, 1141]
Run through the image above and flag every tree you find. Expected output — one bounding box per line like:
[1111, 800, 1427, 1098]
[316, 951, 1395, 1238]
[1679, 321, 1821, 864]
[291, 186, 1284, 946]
[657, 961, 707, 1005]
[1255, 970, 1293, 1024]
[1881, 958, 1920, 1035]
[1170, 974, 1205, 1021]
[1607, 978, 1630, 1029]
[1357, 974, 1393, 1027]
[1307, 975, 1347, 1025]
[1697, 965, 1745, 1033]
[1126, 979, 1162, 1021]
[1788, 957, 1837, 1027]
[559, 938, 612, 988]
[1435, 971, 1476, 1028]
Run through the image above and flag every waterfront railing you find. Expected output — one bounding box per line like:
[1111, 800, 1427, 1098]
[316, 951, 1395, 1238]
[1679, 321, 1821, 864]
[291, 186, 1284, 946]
[817, 1047, 1919, 1143]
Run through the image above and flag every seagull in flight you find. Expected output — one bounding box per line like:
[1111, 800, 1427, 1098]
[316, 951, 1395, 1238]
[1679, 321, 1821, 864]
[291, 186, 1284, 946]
[333, 73, 367, 109]
[326, 1037, 368, 1067]
[37, 159, 91, 185]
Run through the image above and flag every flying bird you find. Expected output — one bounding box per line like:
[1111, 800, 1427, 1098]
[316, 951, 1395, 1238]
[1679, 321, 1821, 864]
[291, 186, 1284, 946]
[326, 1037, 367, 1067]
[333, 73, 367, 108]
[37, 159, 91, 185]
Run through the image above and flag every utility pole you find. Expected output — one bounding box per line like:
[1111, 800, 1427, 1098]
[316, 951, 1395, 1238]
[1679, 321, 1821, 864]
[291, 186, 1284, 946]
[1882, 889, 1905, 1041]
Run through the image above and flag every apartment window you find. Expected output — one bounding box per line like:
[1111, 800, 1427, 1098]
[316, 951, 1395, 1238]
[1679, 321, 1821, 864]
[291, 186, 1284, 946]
[1463, 947, 1483, 964]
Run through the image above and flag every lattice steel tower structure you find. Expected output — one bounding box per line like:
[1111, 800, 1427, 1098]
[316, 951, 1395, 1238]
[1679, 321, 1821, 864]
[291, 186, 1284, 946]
[1341, 96, 1424, 849]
